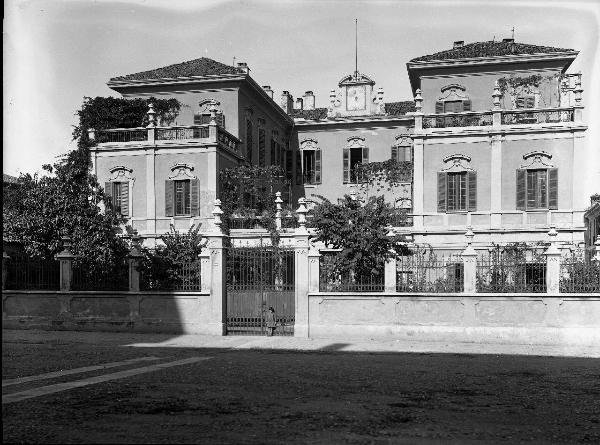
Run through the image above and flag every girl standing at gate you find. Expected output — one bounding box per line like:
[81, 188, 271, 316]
[266, 307, 277, 336]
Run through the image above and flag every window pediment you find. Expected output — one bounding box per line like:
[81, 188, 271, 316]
[109, 166, 135, 182]
[441, 154, 474, 172]
[169, 163, 197, 180]
[346, 136, 366, 149]
[394, 134, 412, 146]
[520, 151, 554, 169]
[300, 138, 319, 151]
[438, 84, 469, 102]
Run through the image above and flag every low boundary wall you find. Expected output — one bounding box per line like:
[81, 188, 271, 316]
[2, 290, 218, 335]
[307, 293, 600, 346]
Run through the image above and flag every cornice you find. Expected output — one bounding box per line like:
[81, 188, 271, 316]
[107, 73, 247, 89]
[294, 115, 415, 128]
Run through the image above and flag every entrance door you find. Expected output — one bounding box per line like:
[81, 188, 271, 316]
[226, 244, 295, 336]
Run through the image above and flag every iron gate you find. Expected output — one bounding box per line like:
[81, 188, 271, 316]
[225, 245, 295, 336]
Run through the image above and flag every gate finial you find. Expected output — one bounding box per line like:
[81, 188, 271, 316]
[296, 197, 308, 231]
[212, 199, 224, 232]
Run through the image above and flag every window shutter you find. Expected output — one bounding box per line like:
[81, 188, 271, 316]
[548, 168, 558, 210]
[516, 169, 526, 210]
[343, 148, 350, 183]
[435, 101, 444, 114]
[467, 171, 477, 212]
[315, 149, 322, 184]
[362, 146, 369, 164]
[165, 180, 174, 217]
[463, 100, 472, 112]
[516, 97, 525, 109]
[526, 96, 535, 109]
[391, 146, 398, 162]
[121, 182, 129, 216]
[190, 179, 200, 216]
[296, 151, 302, 185]
[285, 149, 293, 179]
[437, 172, 447, 213]
[405, 146, 412, 162]
[270, 140, 276, 166]
[258, 129, 265, 167]
[104, 182, 112, 199]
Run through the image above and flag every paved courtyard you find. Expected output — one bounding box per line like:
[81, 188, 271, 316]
[3, 330, 600, 444]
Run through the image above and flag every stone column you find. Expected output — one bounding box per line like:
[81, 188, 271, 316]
[544, 225, 561, 295]
[294, 198, 310, 338]
[128, 231, 143, 292]
[412, 136, 424, 230]
[2, 252, 9, 291]
[275, 191, 283, 230]
[55, 233, 75, 292]
[206, 200, 227, 335]
[461, 227, 477, 293]
[492, 81, 502, 128]
[147, 102, 156, 144]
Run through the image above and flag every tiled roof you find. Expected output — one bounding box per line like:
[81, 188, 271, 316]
[385, 101, 416, 116]
[110, 57, 243, 81]
[410, 41, 575, 62]
[290, 108, 329, 120]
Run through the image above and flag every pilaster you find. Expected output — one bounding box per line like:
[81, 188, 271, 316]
[490, 133, 502, 228]
[206, 199, 227, 335]
[544, 226, 561, 295]
[54, 233, 74, 292]
[294, 198, 310, 338]
[461, 227, 477, 293]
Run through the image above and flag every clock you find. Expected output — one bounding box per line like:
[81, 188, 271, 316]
[346, 85, 366, 111]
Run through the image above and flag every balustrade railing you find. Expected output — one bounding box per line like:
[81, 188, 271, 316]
[96, 128, 147, 143]
[156, 125, 209, 140]
[501, 108, 574, 125]
[218, 128, 240, 153]
[423, 111, 493, 129]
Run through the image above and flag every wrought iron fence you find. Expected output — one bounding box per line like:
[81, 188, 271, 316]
[218, 128, 240, 153]
[71, 256, 129, 291]
[560, 249, 600, 293]
[281, 213, 298, 229]
[319, 252, 385, 292]
[476, 246, 547, 293]
[501, 108, 574, 125]
[4, 254, 60, 290]
[96, 128, 147, 143]
[423, 112, 493, 129]
[156, 125, 209, 140]
[396, 249, 463, 292]
[140, 260, 202, 291]
[229, 215, 265, 230]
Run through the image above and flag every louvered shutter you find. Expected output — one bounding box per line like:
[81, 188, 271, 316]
[165, 180, 174, 217]
[391, 146, 398, 162]
[343, 148, 350, 183]
[467, 171, 477, 212]
[463, 100, 472, 112]
[548, 168, 558, 210]
[296, 151, 302, 185]
[104, 182, 112, 198]
[190, 179, 200, 216]
[516, 169, 526, 210]
[121, 182, 129, 216]
[437, 172, 447, 213]
[315, 149, 322, 184]
[435, 101, 444, 114]
[526, 96, 535, 109]
[362, 146, 369, 164]
[516, 97, 525, 109]
[405, 146, 412, 162]
[270, 140, 276, 166]
[258, 129, 265, 167]
[286, 149, 293, 179]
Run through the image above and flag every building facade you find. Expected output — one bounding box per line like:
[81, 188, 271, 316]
[91, 38, 589, 251]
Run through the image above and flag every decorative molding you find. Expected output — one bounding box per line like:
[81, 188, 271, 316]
[257, 117, 266, 126]
[108, 166, 135, 183]
[346, 136, 366, 149]
[168, 163, 197, 180]
[441, 154, 474, 172]
[300, 138, 319, 151]
[520, 151, 554, 169]
[198, 99, 221, 113]
[394, 134, 412, 146]
[437, 84, 470, 102]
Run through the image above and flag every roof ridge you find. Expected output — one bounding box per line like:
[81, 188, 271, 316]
[110, 57, 242, 82]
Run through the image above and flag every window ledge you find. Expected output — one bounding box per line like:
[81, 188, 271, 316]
[303, 184, 319, 188]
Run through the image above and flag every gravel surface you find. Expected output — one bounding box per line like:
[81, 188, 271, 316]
[3, 330, 600, 444]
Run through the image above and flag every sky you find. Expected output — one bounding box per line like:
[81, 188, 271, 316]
[4, 0, 600, 183]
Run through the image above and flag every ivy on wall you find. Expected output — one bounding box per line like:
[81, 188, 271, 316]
[497, 74, 560, 110]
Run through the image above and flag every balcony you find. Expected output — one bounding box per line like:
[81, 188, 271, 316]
[90, 124, 241, 156]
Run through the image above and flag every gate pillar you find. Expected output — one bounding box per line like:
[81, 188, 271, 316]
[207, 200, 227, 335]
[294, 198, 310, 338]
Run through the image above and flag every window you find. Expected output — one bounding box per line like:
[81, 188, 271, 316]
[444, 101, 463, 113]
[105, 181, 129, 216]
[516, 168, 558, 210]
[516, 96, 535, 109]
[391, 145, 411, 162]
[258, 128, 266, 167]
[194, 112, 225, 127]
[437, 171, 477, 213]
[435, 99, 472, 114]
[246, 120, 253, 163]
[343, 145, 369, 183]
[301, 149, 321, 184]
[165, 178, 199, 217]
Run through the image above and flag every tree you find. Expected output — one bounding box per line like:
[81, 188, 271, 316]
[311, 194, 409, 280]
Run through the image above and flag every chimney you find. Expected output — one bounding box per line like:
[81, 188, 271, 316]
[502, 38, 514, 43]
[280, 91, 294, 114]
[237, 62, 249, 74]
[262, 85, 273, 99]
[303, 91, 315, 110]
[377, 87, 384, 103]
[296, 97, 304, 110]
[453, 40, 464, 49]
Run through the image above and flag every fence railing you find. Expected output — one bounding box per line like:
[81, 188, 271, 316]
[71, 258, 130, 291]
[501, 108, 574, 125]
[96, 128, 148, 143]
[560, 251, 600, 293]
[155, 125, 209, 140]
[319, 252, 385, 292]
[218, 128, 240, 153]
[423, 111, 493, 129]
[396, 251, 463, 292]
[140, 260, 202, 291]
[476, 248, 547, 293]
[4, 254, 60, 290]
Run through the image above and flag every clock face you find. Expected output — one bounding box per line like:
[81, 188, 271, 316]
[346, 85, 366, 111]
